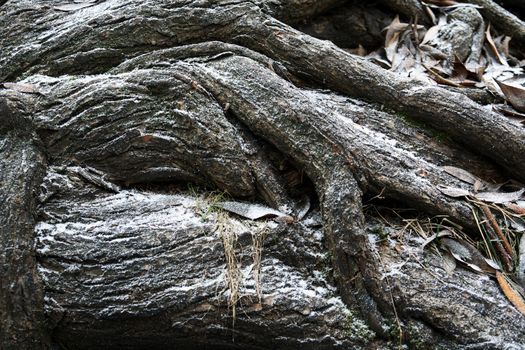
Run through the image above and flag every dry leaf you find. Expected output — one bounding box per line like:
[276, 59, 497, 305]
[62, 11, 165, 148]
[442, 251, 457, 275]
[423, 5, 437, 25]
[442, 166, 480, 185]
[383, 16, 408, 63]
[438, 186, 471, 198]
[424, 57, 480, 87]
[347, 44, 367, 57]
[510, 218, 525, 233]
[495, 80, 525, 113]
[419, 45, 448, 60]
[484, 257, 502, 271]
[420, 25, 441, 46]
[54, 3, 95, 11]
[485, 24, 507, 66]
[504, 202, 525, 215]
[451, 56, 481, 84]
[493, 104, 525, 120]
[441, 238, 499, 274]
[2, 82, 38, 94]
[473, 180, 483, 193]
[383, 16, 424, 62]
[496, 271, 525, 315]
[218, 201, 292, 222]
[424, 64, 461, 87]
[295, 195, 311, 221]
[498, 36, 512, 57]
[421, 229, 453, 250]
[475, 189, 524, 204]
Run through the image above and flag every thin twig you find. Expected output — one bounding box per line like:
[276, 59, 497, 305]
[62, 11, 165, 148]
[480, 205, 513, 271]
[481, 204, 513, 257]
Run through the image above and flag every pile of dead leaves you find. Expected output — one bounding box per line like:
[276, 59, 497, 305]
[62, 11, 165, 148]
[356, 1, 525, 124]
[435, 165, 525, 315]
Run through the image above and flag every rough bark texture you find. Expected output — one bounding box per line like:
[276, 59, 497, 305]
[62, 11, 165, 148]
[1, 1, 524, 349]
[0, 131, 48, 348]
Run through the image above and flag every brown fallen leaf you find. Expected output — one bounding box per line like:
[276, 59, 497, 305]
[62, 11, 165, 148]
[423, 64, 461, 87]
[424, 56, 480, 87]
[496, 271, 525, 316]
[495, 79, 525, 113]
[384, 16, 404, 63]
[452, 56, 482, 83]
[493, 104, 525, 120]
[504, 202, 525, 215]
[441, 165, 503, 192]
[142, 135, 154, 142]
[347, 44, 367, 57]
[485, 24, 507, 66]
[497, 35, 512, 58]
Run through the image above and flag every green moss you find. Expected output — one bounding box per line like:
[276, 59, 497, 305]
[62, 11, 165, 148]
[187, 184, 230, 222]
[404, 323, 448, 350]
[398, 112, 428, 130]
[344, 310, 376, 342]
[386, 322, 403, 342]
[370, 224, 388, 240]
[397, 112, 453, 144]
[269, 231, 283, 245]
[319, 252, 334, 281]
[432, 130, 453, 144]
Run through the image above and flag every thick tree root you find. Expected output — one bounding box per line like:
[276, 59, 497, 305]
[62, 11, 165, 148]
[1, 1, 525, 349]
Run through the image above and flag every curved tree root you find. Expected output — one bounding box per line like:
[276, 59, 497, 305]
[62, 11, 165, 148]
[1, 1, 525, 349]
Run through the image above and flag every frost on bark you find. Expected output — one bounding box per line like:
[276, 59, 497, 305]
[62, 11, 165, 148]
[0, 1, 524, 349]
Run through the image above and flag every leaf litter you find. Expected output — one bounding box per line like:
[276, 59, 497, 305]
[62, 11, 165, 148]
[432, 164, 525, 307]
[357, 1, 525, 312]
[366, 4, 525, 121]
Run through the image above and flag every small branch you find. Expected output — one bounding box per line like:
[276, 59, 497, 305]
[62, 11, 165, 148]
[481, 204, 514, 271]
[481, 204, 514, 257]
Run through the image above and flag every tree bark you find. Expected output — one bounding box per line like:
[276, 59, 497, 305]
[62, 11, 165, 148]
[1, 1, 524, 349]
